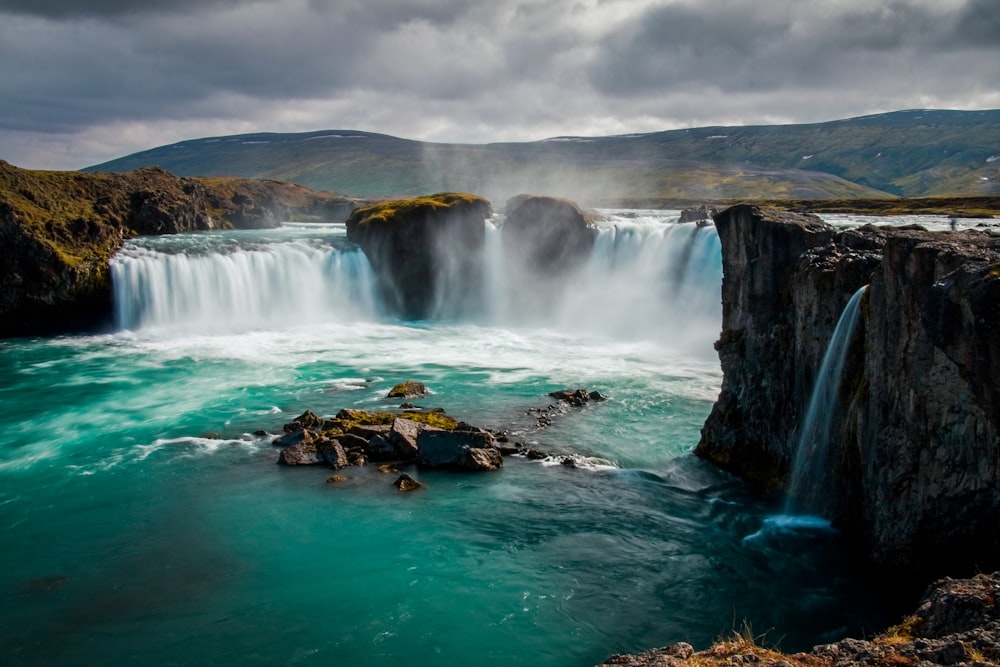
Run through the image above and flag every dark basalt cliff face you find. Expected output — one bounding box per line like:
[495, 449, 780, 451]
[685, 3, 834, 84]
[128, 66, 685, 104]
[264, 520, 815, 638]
[345, 193, 493, 319]
[697, 205, 1000, 577]
[0, 161, 355, 337]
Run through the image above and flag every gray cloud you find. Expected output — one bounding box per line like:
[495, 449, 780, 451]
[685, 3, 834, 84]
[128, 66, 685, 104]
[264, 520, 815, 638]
[952, 0, 1000, 46]
[0, 0, 997, 169]
[0, 0, 244, 18]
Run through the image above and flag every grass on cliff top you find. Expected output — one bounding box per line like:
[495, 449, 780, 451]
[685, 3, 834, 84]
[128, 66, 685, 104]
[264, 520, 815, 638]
[752, 196, 1000, 218]
[346, 192, 489, 228]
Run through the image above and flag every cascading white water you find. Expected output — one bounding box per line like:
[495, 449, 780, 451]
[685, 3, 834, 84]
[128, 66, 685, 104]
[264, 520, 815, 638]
[110, 214, 723, 348]
[111, 226, 381, 332]
[785, 285, 868, 516]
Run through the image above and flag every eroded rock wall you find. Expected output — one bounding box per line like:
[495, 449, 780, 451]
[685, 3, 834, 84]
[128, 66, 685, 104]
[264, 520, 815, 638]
[697, 205, 1000, 576]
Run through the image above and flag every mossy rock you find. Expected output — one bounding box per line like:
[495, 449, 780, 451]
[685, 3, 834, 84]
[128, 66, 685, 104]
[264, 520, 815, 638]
[326, 408, 458, 433]
[344, 192, 493, 319]
[387, 380, 427, 398]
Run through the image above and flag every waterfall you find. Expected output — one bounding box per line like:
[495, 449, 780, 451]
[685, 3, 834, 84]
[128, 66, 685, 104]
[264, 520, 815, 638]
[109, 215, 723, 345]
[785, 285, 868, 516]
[111, 231, 381, 332]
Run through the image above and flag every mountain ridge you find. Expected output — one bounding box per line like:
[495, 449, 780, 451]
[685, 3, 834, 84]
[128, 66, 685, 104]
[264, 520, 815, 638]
[84, 109, 1000, 203]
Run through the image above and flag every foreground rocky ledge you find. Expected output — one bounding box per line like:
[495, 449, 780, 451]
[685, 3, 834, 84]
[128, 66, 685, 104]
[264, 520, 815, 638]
[696, 205, 1000, 577]
[600, 571, 1000, 667]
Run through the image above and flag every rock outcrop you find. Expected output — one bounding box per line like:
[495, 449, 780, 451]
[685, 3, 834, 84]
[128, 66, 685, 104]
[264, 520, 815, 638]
[345, 193, 493, 319]
[0, 161, 356, 337]
[499, 194, 598, 318]
[600, 571, 1000, 667]
[696, 205, 1000, 577]
[502, 194, 597, 274]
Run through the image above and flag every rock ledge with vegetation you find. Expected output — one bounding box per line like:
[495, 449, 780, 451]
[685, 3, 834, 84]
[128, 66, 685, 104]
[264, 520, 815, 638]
[0, 161, 355, 336]
[600, 571, 1000, 667]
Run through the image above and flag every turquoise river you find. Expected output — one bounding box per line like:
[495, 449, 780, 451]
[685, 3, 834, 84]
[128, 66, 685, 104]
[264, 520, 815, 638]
[2, 210, 944, 666]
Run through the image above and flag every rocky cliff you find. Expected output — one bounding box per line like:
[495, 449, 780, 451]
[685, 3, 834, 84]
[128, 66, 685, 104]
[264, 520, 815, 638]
[344, 193, 493, 319]
[0, 161, 354, 337]
[696, 205, 1000, 577]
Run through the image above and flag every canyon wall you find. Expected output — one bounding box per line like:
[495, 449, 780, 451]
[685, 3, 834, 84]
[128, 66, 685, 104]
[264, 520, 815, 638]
[697, 205, 1000, 577]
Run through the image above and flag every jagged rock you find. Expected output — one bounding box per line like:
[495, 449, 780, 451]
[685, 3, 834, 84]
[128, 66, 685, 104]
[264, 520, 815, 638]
[462, 447, 503, 471]
[696, 204, 1000, 576]
[348, 424, 393, 441]
[549, 388, 592, 406]
[416, 430, 502, 471]
[365, 434, 397, 461]
[283, 409, 323, 433]
[318, 439, 349, 469]
[678, 204, 718, 223]
[277, 442, 322, 466]
[389, 417, 424, 459]
[336, 433, 370, 450]
[345, 193, 492, 318]
[271, 429, 314, 448]
[387, 381, 427, 398]
[394, 473, 423, 492]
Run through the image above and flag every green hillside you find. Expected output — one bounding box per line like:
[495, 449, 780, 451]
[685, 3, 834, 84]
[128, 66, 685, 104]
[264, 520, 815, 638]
[83, 110, 1000, 202]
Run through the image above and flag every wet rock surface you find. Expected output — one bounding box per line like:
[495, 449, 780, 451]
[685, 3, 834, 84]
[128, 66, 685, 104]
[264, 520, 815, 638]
[696, 204, 1000, 578]
[345, 193, 492, 319]
[264, 385, 609, 485]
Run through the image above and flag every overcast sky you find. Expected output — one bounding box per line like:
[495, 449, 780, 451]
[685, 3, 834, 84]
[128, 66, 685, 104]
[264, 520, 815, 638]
[1, 0, 998, 170]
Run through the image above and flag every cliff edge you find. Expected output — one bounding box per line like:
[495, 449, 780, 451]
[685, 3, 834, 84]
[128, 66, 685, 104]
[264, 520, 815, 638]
[696, 205, 1000, 577]
[0, 161, 354, 337]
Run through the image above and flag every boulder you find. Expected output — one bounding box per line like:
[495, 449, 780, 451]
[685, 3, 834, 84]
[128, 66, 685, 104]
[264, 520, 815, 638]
[345, 193, 493, 319]
[389, 417, 424, 459]
[271, 429, 314, 448]
[416, 430, 501, 471]
[335, 433, 369, 450]
[364, 433, 397, 462]
[502, 195, 596, 276]
[283, 409, 323, 433]
[461, 447, 503, 471]
[277, 442, 322, 466]
[394, 473, 423, 492]
[318, 438, 349, 469]
[549, 388, 590, 406]
[386, 380, 427, 399]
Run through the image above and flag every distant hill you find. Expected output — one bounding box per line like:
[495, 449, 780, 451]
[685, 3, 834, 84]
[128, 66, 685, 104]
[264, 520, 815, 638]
[84, 110, 1000, 203]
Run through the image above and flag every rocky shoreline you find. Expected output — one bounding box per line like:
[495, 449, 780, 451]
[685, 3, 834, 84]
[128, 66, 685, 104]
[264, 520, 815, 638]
[600, 571, 1000, 667]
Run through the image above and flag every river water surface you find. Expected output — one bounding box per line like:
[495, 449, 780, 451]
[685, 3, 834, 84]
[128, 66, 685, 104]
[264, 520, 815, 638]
[0, 210, 908, 666]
